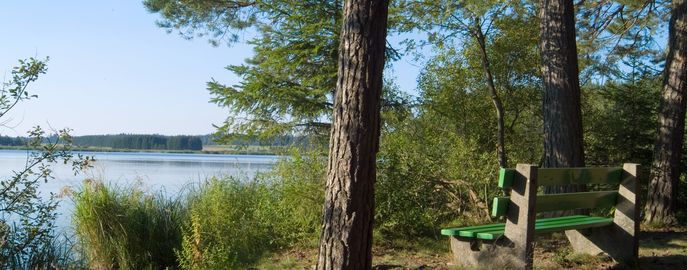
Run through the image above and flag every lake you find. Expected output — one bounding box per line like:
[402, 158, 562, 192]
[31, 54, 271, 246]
[0, 150, 279, 231]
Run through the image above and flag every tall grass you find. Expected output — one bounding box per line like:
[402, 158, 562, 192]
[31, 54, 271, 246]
[72, 179, 185, 270]
[0, 228, 86, 269]
[70, 149, 325, 269]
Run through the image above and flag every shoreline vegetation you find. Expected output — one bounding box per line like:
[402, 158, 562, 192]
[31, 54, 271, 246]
[68, 167, 687, 270]
[70, 150, 326, 269]
[0, 145, 285, 155]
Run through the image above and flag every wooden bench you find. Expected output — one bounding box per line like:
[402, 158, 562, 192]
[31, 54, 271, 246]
[441, 164, 640, 269]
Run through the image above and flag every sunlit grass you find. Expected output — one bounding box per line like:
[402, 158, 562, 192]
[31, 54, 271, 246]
[71, 179, 185, 270]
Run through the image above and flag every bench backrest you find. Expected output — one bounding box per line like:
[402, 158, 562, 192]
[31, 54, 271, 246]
[494, 164, 640, 268]
[491, 167, 624, 217]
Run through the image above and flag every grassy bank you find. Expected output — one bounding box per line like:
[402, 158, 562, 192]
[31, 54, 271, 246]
[70, 150, 324, 269]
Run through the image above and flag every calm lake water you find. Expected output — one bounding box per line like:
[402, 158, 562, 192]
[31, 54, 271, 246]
[0, 150, 279, 231]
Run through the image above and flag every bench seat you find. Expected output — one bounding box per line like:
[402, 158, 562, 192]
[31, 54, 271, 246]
[441, 215, 613, 240]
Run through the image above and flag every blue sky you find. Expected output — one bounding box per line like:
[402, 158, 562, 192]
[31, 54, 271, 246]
[0, 1, 424, 136]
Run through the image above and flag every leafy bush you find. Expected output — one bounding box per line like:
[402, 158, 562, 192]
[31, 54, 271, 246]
[72, 180, 184, 270]
[177, 177, 275, 269]
[178, 148, 325, 269]
[377, 112, 501, 238]
[264, 148, 325, 246]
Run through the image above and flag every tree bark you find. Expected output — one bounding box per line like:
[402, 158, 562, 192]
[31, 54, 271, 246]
[539, 0, 586, 195]
[644, 0, 687, 226]
[316, 0, 389, 269]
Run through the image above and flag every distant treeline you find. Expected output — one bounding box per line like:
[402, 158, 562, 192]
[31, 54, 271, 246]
[73, 134, 203, 150]
[0, 135, 26, 146]
[0, 133, 302, 150]
[72, 134, 300, 149]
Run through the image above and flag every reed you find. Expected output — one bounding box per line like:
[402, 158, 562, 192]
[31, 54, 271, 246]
[72, 179, 185, 270]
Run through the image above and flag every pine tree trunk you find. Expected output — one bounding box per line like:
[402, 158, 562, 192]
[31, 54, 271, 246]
[644, 0, 687, 226]
[316, 0, 389, 269]
[539, 0, 586, 195]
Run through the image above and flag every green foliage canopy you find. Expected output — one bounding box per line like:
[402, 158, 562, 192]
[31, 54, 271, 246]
[145, 0, 342, 141]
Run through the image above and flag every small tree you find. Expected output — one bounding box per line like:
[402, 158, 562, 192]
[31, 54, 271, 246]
[0, 58, 91, 268]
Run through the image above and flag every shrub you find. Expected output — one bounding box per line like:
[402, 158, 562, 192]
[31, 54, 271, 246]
[377, 115, 500, 238]
[178, 149, 325, 269]
[264, 147, 325, 246]
[177, 177, 276, 269]
[72, 180, 184, 270]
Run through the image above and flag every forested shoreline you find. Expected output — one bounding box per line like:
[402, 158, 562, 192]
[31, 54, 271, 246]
[0, 133, 298, 152]
[75, 134, 203, 150]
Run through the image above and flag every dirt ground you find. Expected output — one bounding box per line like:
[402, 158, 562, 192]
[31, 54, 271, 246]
[255, 226, 687, 270]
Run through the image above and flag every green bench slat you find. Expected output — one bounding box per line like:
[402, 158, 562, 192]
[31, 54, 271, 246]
[476, 216, 613, 240]
[474, 216, 611, 239]
[498, 168, 515, 189]
[538, 167, 623, 186]
[534, 217, 613, 233]
[491, 197, 509, 217]
[497, 167, 623, 189]
[536, 191, 618, 213]
[449, 215, 588, 238]
[456, 224, 506, 237]
[442, 215, 612, 239]
[441, 215, 597, 237]
[467, 216, 606, 239]
[491, 191, 618, 217]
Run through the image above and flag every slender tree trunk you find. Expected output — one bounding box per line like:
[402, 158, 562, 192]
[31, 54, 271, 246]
[539, 0, 586, 195]
[316, 0, 389, 269]
[644, 0, 687, 226]
[473, 17, 508, 169]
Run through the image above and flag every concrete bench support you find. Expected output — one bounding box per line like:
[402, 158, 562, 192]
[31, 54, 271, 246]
[445, 163, 640, 270]
[565, 163, 639, 265]
[449, 237, 525, 269]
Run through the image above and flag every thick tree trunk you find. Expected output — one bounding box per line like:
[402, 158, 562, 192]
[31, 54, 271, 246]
[539, 0, 586, 195]
[316, 0, 389, 269]
[474, 17, 508, 169]
[644, 0, 687, 226]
